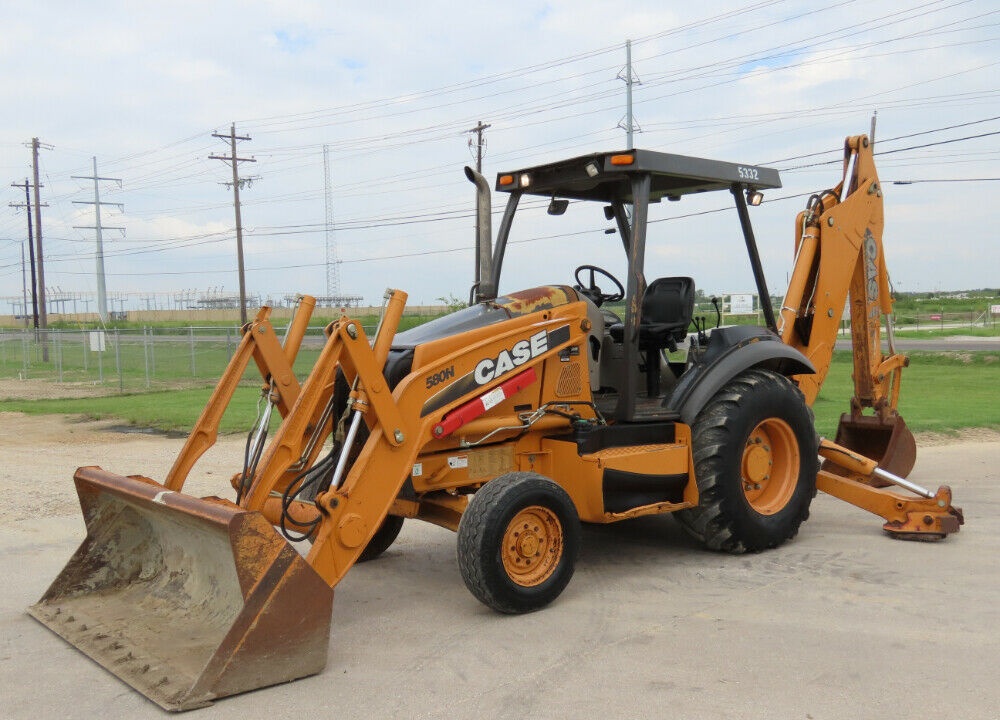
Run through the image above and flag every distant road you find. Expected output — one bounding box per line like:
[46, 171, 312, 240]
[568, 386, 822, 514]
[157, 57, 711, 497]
[835, 337, 1000, 352]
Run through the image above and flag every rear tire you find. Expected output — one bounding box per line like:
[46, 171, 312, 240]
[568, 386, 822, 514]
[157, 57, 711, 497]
[457, 472, 580, 614]
[676, 368, 817, 553]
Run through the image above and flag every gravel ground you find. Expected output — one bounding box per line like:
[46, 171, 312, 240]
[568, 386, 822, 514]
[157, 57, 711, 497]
[0, 412, 997, 720]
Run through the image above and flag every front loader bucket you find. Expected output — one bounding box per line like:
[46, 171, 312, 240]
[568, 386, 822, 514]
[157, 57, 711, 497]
[823, 413, 917, 483]
[28, 467, 333, 712]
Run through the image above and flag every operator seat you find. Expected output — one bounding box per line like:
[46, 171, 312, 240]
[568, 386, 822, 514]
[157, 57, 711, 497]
[608, 276, 695, 397]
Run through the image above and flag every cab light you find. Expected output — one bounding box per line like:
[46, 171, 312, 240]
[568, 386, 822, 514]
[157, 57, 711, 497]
[519, 173, 531, 188]
[499, 174, 514, 186]
[610, 154, 635, 166]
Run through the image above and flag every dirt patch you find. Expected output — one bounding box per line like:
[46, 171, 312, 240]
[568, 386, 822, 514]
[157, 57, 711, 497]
[0, 412, 245, 523]
[0, 377, 118, 401]
[913, 427, 1000, 446]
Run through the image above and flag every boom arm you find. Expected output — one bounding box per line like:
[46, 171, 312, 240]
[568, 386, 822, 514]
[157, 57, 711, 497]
[779, 135, 900, 406]
[778, 135, 915, 479]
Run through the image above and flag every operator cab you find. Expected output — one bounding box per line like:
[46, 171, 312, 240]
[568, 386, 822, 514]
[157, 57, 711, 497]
[469, 148, 786, 423]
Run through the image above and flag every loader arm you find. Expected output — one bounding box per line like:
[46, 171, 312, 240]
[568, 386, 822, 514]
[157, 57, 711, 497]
[778, 134, 915, 478]
[164, 297, 315, 492]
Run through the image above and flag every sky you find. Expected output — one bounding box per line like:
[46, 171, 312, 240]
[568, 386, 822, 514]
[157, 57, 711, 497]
[0, 0, 997, 313]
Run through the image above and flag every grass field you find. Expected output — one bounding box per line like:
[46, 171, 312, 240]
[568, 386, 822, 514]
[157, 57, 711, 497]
[2, 350, 997, 438]
[811, 350, 999, 435]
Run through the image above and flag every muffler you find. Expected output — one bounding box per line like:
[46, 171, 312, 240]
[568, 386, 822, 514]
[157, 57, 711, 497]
[28, 466, 333, 712]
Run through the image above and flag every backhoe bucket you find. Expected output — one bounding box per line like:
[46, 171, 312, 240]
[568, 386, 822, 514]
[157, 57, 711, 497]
[28, 467, 333, 712]
[823, 413, 917, 483]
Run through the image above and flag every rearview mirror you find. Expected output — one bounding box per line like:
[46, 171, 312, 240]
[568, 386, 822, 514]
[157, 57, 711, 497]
[547, 198, 569, 216]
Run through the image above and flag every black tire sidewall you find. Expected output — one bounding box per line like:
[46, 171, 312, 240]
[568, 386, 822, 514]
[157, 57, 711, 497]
[694, 370, 817, 551]
[459, 473, 580, 614]
[357, 514, 404, 563]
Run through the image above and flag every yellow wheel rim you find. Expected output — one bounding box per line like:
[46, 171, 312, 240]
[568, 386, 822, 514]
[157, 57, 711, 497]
[501, 505, 563, 587]
[741, 418, 800, 515]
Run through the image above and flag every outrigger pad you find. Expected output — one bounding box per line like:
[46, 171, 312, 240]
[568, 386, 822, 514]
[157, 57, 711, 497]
[823, 413, 917, 483]
[28, 466, 333, 712]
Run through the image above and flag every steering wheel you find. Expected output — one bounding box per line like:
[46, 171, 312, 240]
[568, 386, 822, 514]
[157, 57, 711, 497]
[574, 264, 625, 306]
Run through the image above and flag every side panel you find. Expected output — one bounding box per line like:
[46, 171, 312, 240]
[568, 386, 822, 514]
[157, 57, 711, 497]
[540, 432, 695, 523]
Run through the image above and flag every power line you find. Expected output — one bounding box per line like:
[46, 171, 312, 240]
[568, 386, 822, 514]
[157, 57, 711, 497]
[888, 177, 1000, 184]
[766, 114, 1000, 164]
[780, 129, 1000, 171]
[2, 4, 997, 296]
[19, 119, 997, 278]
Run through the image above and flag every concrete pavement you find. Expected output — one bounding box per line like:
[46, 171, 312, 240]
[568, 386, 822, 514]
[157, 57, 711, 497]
[1, 439, 997, 720]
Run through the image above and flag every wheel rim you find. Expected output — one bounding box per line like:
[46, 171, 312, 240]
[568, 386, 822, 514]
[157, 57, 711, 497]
[501, 505, 563, 587]
[741, 418, 800, 515]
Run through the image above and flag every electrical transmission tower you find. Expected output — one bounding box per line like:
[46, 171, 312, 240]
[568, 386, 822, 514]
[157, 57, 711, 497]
[323, 145, 340, 299]
[617, 40, 641, 149]
[210, 124, 256, 324]
[72, 158, 123, 324]
[315, 146, 361, 309]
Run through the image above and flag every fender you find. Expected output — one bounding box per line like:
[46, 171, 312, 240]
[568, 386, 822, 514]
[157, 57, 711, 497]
[666, 326, 814, 425]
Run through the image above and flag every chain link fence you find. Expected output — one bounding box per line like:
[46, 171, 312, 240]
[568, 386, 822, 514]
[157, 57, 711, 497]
[1, 308, 994, 397]
[0, 326, 342, 395]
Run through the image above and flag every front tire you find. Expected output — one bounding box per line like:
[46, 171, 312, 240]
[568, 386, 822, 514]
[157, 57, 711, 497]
[457, 472, 580, 614]
[676, 368, 818, 553]
[358, 514, 404, 562]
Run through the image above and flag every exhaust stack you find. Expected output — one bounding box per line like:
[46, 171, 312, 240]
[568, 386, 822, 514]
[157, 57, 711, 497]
[465, 166, 494, 301]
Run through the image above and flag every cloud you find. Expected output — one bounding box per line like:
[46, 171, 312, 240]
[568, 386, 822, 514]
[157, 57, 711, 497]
[273, 29, 315, 54]
[0, 1, 997, 308]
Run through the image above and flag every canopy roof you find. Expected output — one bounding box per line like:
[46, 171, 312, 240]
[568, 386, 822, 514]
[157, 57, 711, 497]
[495, 149, 781, 203]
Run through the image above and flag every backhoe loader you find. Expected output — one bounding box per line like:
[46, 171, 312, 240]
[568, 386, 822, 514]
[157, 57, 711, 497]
[30, 134, 962, 711]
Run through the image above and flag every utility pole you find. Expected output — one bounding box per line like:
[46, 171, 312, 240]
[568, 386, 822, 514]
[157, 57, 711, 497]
[617, 40, 641, 149]
[467, 120, 491, 174]
[466, 120, 491, 289]
[9, 179, 40, 328]
[72, 158, 124, 324]
[31, 138, 52, 358]
[210, 124, 256, 324]
[19, 241, 28, 327]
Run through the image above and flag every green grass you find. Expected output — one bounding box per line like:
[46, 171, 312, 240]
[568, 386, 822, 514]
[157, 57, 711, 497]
[0, 334, 325, 393]
[0, 386, 272, 433]
[812, 350, 1000, 436]
[3, 350, 997, 438]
